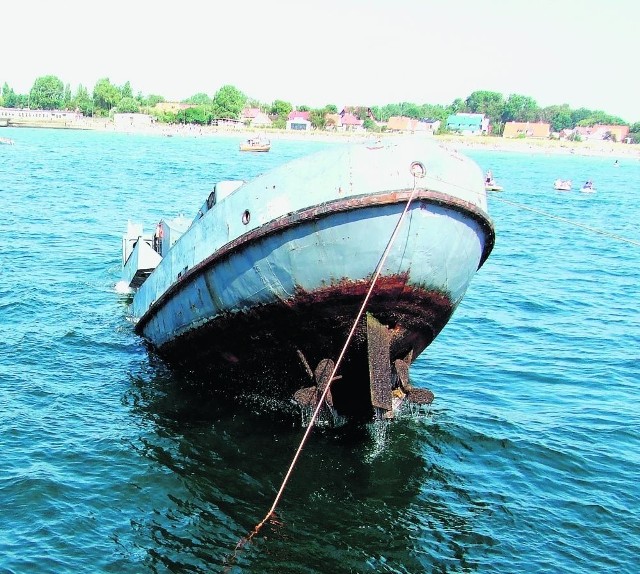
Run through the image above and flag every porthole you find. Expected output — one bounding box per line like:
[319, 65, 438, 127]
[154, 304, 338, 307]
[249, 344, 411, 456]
[242, 210, 251, 225]
[410, 161, 426, 178]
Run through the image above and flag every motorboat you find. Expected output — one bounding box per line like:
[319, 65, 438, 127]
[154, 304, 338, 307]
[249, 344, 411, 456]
[239, 136, 270, 152]
[554, 179, 572, 191]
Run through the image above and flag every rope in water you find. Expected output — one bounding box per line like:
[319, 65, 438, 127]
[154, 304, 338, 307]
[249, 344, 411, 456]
[441, 171, 640, 248]
[232, 164, 425, 555]
[490, 194, 640, 247]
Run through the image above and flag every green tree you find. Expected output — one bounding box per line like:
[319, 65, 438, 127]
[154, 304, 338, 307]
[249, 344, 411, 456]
[370, 102, 424, 121]
[576, 110, 627, 127]
[152, 110, 177, 123]
[121, 81, 133, 99]
[309, 109, 326, 129]
[29, 75, 64, 109]
[185, 106, 210, 124]
[372, 104, 399, 121]
[244, 97, 266, 110]
[116, 97, 140, 113]
[448, 98, 467, 114]
[418, 103, 449, 122]
[271, 99, 293, 118]
[211, 84, 246, 119]
[324, 104, 338, 114]
[139, 94, 165, 108]
[465, 90, 504, 124]
[2, 83, 19, 108]
[571, 107, 592, 125]
[350, 106, 368, 121]
[363, 117, 378, 131]
[73, 84, 93, 115]
[502, 93, 538, 122]
[399, 103, 420, 118]
[491, 122, 505, 136]
[539, 104, 573, 131]
[63, 83, 72, 109]
[185, 92, 212, 105]
[93, 78, 121, 115]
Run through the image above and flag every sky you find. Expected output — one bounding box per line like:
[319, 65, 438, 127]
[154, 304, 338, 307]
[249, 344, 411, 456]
[3, 0, 639, 122]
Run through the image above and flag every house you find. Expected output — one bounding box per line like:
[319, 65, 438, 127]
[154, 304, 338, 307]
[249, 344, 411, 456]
[213, 117, 243, 128]
[241, 107, 272, 127]
[0, 107, 82, 122]
[114, 113, 154, 130]
[386, 117, 412, 132]
[422, 118, 441, 133]
[286, 117, 311, 130]
[340, 107, 376, 121]
[324, 110, 367, 131]
[386, 116, 440, 133]
[503, 121, 551, 139]
[573, 124, 630, 142]
[287, 110, 312, 130]
[288, 110, 311, 122]
[339, 112, 364, 131]
[446, 113, 489, 135]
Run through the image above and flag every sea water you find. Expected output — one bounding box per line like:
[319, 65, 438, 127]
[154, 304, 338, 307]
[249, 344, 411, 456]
[1, 128, 638, 573]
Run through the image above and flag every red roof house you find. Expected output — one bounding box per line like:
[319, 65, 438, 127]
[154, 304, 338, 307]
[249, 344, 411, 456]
[288, 110, 311, 121]
[339, 112, 364, 130]
[573, 124, 629, 142]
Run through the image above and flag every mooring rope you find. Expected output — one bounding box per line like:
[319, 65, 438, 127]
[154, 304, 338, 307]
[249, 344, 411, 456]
[441, 172, 640, 248]
[231, 163, 425, 556]
[490, 195, 640, 247]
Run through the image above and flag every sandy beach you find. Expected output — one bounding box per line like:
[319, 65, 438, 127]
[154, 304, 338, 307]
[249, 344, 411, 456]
[7, 116, 640, 160]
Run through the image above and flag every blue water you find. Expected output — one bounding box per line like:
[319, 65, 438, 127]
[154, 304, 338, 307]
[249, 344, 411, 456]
[1, 128, 639, 573]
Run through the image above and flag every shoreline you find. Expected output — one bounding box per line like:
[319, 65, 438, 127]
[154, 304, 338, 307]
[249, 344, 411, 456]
[4, 118, 639, 160]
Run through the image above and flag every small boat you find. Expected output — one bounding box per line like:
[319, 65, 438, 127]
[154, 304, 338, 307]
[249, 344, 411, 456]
[0, 136, 15, 145]
[121, 139, 495, 422]
[580, 181, 595, 194]
[484, 170, 502, 191]
[239, 136, 270, 152]
[485, 183, 503, 192]
[554, 179, 572, 191]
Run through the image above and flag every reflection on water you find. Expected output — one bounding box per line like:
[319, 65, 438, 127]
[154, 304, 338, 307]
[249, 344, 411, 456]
[121, 359, 492, 573]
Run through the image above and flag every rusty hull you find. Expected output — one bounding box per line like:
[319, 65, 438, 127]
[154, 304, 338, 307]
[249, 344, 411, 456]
[155, 273, 453, 420]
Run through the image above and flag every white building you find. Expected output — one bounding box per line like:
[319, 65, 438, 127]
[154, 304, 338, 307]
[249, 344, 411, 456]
[286, 118, 311, 131]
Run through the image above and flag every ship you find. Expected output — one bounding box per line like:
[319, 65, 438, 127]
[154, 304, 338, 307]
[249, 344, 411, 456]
[122, 139, 495, 422]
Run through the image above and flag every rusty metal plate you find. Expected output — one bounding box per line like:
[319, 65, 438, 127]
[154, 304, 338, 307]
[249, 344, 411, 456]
[367, 314, 392, 411]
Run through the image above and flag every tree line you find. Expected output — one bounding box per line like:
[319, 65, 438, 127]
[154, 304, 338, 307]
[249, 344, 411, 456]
[1, 76, 639, 142]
